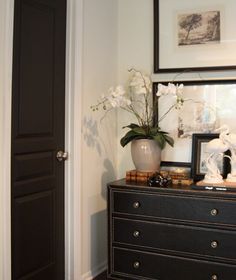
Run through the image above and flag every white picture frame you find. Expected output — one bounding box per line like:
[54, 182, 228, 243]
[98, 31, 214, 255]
[154, 0, 236, 72]
[153, 80, 236, 163]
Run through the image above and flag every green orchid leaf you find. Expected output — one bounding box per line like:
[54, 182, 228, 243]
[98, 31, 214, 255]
[122, 123, 140, 129]
[163, 134, 174, 147]
[120, 130, 145, 147]
[158, 130, 169, 135]
[153, 134, 166, 150]
[150, 127, 158, 135]
[132, 127, 146, 135]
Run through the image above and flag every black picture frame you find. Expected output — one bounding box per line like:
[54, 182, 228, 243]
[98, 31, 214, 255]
[191, 133, 229, 182]
[154, 0, 236, 73]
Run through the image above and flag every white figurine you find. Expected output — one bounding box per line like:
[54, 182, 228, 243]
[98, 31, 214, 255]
[203, 136, 228, 184]
[217, 125, 236, 182]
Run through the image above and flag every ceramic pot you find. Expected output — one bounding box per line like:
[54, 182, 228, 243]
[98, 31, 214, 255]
[131, 139, 161, 172]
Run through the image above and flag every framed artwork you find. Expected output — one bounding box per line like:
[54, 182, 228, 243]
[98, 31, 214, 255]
[154, 0, 236, 73]
[191, 133, 229, 181]
[160, 161, 191, 184]
[153, 80, 236, 164]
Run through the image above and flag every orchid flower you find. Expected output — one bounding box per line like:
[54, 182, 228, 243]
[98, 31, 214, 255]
[91, 68, 179, 149]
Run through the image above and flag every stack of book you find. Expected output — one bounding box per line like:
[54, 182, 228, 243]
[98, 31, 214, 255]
[126, 170, 156, 183]
[168, 170, 193, 185]
[125, 169, 193, 185]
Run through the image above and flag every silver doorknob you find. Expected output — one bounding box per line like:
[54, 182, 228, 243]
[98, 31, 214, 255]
[133, 261, 140, 269]
[211, 209, 218, 216]
[56, 150, 68, 162]
[133, 202, 140, 209]
[133, 231, 140, 238]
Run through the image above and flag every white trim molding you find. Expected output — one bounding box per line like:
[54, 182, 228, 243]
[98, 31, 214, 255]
[0, 0, 14, 279]
[81, 261, 107, 280]
[65, 0, 83, 279]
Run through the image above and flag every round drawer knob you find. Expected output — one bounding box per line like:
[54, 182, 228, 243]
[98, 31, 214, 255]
[211, 209, 218, 216]
[211, 241, 218, 249]
[211, 275, 218, 280]
[133, 230, 140, 238]
[133, 201, 140, 209]
[133, 261, 140, 269]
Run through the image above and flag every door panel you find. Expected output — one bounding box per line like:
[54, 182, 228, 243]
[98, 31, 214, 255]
[18, 1, 54, 136]
[11, 0, 66, 279]
[14, 152, 54, 182]
[14, 191, 55, 278]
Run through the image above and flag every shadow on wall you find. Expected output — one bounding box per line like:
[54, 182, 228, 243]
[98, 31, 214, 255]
[90, 209, 107, 277]
[83, 116, 117, 199]
[101, 159, 116, 200]
[83, 116, 102, 156]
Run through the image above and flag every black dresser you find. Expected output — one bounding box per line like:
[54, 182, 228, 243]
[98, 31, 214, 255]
[107, 179, 236, 280]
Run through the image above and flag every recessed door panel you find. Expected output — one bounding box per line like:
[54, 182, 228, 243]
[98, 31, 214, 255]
[13, 191, 55, 278]
[14, 151, 54, 181]
[17, 1, 54, 137]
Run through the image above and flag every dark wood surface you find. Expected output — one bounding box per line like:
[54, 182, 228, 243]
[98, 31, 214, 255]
[11, 0, 66, 279]
[93, 270, 107, 280]
[108, 179, 236, 279]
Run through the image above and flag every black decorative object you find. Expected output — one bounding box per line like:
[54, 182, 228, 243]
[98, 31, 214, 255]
[148, 173, 172, 187]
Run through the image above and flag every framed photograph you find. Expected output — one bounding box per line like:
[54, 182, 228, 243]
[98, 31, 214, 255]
[154, 0, 236, 72]
[191, 133, 229, 181]
[160, 161, 192, 185]
[153, 80, 236, 164]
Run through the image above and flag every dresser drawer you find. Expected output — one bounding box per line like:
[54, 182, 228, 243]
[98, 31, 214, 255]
[113, 218, 236, 261]
[113, 247, 236, 280]
[113, 191, 236, 226]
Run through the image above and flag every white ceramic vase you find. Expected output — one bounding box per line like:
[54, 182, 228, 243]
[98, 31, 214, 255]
[131, 139, 161, 172]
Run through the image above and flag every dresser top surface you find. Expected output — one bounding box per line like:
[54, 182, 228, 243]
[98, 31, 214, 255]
[108, 179, 236, 199]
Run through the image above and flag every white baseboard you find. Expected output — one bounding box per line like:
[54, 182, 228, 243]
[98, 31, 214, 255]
[81, 261, 107, 280]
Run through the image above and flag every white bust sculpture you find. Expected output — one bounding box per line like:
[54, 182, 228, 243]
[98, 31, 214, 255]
[203, 137, 228, 184]
[203, 125, 236, 183]
[217, 125, 236, 182]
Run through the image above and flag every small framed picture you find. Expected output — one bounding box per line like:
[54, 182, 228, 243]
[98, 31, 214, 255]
[191, 133, 229, 181]
[160, 161, 193, 185]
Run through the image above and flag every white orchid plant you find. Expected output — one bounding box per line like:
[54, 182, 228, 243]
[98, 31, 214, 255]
[91, 68, 184, 149]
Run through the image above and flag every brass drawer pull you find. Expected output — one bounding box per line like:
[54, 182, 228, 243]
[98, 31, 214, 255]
[211, 209, 218, 216]
[133, 201, 140, 209]
[133, 261, 140, 269]
[133, 230, 140, 238]
[211, 275, 218, 280]
[211, 241, 218, 249]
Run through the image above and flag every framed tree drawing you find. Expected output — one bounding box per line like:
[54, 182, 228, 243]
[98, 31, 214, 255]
[154, 0, 236, 73]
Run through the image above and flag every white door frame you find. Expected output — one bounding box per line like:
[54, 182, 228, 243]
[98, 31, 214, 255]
[65, 0, 83, 279]
[0, 0, 14, 278]
[0, 0, 83, 279]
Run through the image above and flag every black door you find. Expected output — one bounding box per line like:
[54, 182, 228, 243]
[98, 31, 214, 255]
[11, 0, 67, 279]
